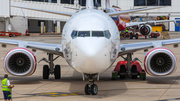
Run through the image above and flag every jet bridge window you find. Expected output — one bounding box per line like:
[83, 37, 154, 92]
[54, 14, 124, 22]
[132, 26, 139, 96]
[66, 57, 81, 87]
[78, 31, 90, 37]
[104, 30, 111, 39]
[92, 31, 104, 37]
[71, 30, 78, 39]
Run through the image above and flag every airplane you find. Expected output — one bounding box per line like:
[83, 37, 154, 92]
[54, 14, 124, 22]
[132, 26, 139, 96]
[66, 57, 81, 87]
[104, 0, 178, 39]
[1, 0, 179, 95]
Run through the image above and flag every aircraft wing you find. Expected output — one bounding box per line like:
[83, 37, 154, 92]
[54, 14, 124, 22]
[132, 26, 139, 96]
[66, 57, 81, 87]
[28, 17, 67, 22]
[126, 20, 179, 27]
[0, 38, 63, 56]
[119, 39, 180, 56]
[12, 5, 73, 17]
[107, 6, 164, 17]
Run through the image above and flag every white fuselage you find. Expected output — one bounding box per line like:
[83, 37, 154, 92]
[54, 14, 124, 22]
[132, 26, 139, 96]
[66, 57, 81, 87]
[62, 9, 120, 74]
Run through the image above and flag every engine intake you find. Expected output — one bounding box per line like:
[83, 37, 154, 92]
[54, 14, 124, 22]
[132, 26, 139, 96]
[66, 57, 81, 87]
[4, 48, 37, 76]
[139, 24, 152, 36]
[144, 48, 176, 76]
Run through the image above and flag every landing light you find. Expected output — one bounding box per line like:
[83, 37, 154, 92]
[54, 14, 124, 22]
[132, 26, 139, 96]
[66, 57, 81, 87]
[55, 48, 60, 51]
[121, 47, 125, 51]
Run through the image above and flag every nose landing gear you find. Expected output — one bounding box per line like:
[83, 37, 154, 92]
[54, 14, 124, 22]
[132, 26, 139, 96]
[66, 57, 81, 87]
[84, 75, 98, 95]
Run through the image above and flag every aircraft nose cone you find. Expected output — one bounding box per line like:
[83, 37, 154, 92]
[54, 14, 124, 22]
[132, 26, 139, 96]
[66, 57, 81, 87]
[75, 38, 108, 74]
[77, 38, 104, 57]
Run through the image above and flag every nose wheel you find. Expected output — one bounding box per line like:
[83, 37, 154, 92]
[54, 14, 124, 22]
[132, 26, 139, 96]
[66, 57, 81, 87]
[85, 83, 98, 95]
[84, 75, 98, 95]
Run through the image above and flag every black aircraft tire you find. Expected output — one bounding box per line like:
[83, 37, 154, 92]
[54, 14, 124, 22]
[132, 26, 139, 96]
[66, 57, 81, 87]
[130, 33, 133, 39]
[43, 65, 49, 79]
[154, 33, 157, 38]
[145, 35, 147, 39]
[135, 33, 138, 39]
[120, 75, 126, 79]
[132, 75, 137, 79]
[91, 84, 98, 95]
[54, 65, 61, 79]
[131, 65, 138, 79]
[119, 65, 126, 79]
[85, 84, 91, 95]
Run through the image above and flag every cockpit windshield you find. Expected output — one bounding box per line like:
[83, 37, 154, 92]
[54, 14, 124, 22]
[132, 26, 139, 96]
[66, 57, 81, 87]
[92, 31, 104, 37]
[71, 30, 111, 39]
[71, 30, 78, 39]
[78, 31, 90, 37]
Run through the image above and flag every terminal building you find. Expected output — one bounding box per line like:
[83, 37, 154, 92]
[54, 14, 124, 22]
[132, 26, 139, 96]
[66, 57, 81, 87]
[0, 0, 179, 34]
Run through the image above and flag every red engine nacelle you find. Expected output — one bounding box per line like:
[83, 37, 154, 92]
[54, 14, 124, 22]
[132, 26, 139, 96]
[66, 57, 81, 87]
[4, 47, 37, 76]
[144, 47, 177, 76]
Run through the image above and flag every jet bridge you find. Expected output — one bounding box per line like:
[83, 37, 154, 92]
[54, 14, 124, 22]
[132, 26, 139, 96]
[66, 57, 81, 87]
[0, 0, 78, 34]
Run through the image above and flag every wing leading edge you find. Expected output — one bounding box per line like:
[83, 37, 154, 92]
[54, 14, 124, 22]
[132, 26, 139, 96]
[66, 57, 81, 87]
[119, 38, 180, 56]
[12, 5, 73, 17]
[126, 20, 180, 27]
[107, 6, 164, 16]
[0, 38, 63, 56]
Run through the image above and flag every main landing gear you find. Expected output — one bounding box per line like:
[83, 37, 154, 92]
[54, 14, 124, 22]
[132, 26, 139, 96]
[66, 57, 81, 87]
[39, 54, 61, 79]
[84, 75, 98, 95]
[112, 53, 146, 80]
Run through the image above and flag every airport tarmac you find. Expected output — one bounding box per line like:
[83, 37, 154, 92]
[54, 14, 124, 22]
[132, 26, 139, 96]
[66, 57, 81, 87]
[0, 34, 180, 101]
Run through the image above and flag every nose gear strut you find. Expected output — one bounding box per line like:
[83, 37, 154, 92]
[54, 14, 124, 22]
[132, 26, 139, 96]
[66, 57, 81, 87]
[84, 74, 98, 95]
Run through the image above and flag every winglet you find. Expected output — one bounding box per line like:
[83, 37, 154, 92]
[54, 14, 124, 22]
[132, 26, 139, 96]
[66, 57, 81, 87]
[108, 6, 165, 16]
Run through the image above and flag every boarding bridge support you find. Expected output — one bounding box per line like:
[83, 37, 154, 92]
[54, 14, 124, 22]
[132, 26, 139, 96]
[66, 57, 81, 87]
[57, 21, 61, 33]
[5, 18, 10, 32]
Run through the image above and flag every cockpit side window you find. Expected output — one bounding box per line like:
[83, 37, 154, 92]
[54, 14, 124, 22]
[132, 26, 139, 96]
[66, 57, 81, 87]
[78, 31, 90, 37]
[71, 30, 78, 39]
[92, 31, 104, 37]
[104, 30, 111, 39]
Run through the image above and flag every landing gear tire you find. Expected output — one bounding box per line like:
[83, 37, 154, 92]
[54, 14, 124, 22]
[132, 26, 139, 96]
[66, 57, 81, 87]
[145, 35, 147, 39]
[131, 65, 138, 79]
[54, 65, 61, 79]
[85, 84, 91, 95]
[43, 65, 49, 79]
[120, 75, 125, 79]
[132, 75, 137, 79]
[149, 35, 152, 38]
[130, 33, 133, 39]
[135, 33, 138, 39]
[119, 65, 126, 79]
[91, 84, 98, 95]
[154, 33, 157, 38]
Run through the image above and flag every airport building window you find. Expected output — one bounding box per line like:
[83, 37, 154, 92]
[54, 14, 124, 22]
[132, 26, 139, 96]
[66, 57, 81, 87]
[147, 0, 158, 6]
[79, 0, 101, 6]
[134, 0, 146, 6]
[159, 0, 171, 6]
[134, 0, 171, 6]
[61, 0, 74, 4]
[23, 0, 57, 3]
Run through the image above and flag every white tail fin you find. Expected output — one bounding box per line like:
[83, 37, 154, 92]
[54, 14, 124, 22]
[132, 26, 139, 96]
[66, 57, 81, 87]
[105, 0, 110, 10]
[86, 0, 94, 9]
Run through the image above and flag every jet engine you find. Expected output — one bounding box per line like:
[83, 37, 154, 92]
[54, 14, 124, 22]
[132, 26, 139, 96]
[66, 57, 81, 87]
[139, 24, 152, 36]
[4, 47, 37, 76]
[144, 48, 177, 76]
